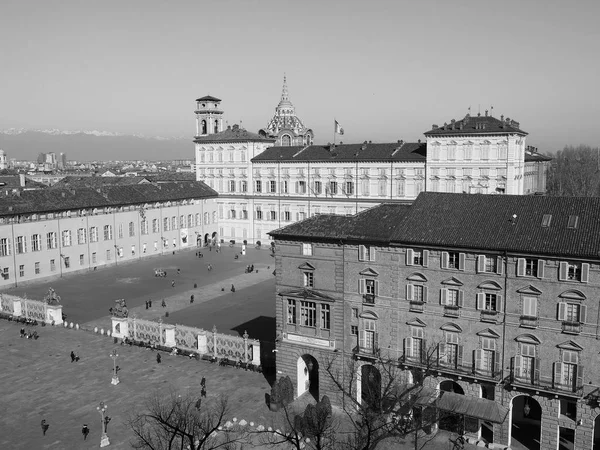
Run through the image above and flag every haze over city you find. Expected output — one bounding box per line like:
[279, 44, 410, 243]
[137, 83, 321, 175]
[1, 0, 599, 157]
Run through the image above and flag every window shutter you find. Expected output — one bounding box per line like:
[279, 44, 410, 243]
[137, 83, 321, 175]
[477, 255, 485, 273]
[553, 362, 563, 387]
[557, 302, 567, 321]
[406, 284, 414, 301]
[423, 250, 429, 267]
[438, 343, 447, 364]
[404, 338, 413, 358]
[422, 286, 428, 303]
[7, 238, 11, 255]
[421, 339, 428, 362]
[370, 247, 376, 262]
[496, 294, 503, 312]
[24, 237, 27, 252]
[458, 290, 464, 308]
[360, 330, 365, 349]
[440, 289, 448, 305]
[579, 305, 587, 323]
[359, 279, 365, 294]
[533, 358, 541, 383]
[374, 332, 379, 351]
[514, 355, 522, 379]
[474, 349, 483, 371]
[517, 258, 526, 277]
[559, 262, 568, 281]
[406, 249, 414, 266]
[457, 346, 463, 368]
[374, 280, 379, 296]
[294, 181, 298, 193]
[359, 245, 365, 261]
[581, 263, 590, 283]
[576, 365, 584, 390]
[494, 351, 501, 376]
[538, 260, 545, 279]
[496, 256, 504, 275]
[441, 252, 449, 269]
[459, 253, 465, 271]
[476, 293, 485, 310]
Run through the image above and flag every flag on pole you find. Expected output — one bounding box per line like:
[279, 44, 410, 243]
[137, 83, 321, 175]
[335, 120, 344, 135]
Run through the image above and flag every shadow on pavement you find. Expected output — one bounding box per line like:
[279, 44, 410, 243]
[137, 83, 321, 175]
[233, 316, 276, 386]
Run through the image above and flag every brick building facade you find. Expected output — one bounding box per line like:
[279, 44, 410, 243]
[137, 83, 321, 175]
[270, 193, 600, 450]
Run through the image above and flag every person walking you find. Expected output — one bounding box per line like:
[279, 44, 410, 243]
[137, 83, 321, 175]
[162, 299, 166, 308]
[156, 353, 162, 364]
[41, 419, 49, 436]
[231, 284, 236, 293]
[171, 280, 175, 287]
[81, 424, 90, 440]
[70, 351, 76, 363]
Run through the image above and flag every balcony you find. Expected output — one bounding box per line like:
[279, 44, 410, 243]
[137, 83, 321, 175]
[480, 310, 499, 323]
[363, 294, 375, 305]
[562, 321, 582, 334]
[507, 368, 582, 397]
[409, 300, 425, 313]
[519, 315, 539, 329]
[443, 305, 460, 318]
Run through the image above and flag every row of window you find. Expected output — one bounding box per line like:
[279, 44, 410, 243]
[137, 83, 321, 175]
[197, 149, 246, 163]
[286, 299, 330, 329]
[428, 142, 509, 161]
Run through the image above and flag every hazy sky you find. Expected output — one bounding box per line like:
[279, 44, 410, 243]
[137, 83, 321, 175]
[1, 0, 599, 152]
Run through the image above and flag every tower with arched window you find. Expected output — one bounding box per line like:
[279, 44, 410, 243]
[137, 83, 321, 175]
[194, 95, 224, 137]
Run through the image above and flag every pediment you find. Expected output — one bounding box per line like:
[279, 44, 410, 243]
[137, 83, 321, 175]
[278, 288, 335, 302]
[407, 318, 427, 328]
[482, 140, 491, 144]
[441, 277, 463, 287]
[359, 311, 379, 320]
[476, 328, 500, 339]
[407, 272, 428, 282]
[359, 268, 379, 277]
[515, 334, 541, 345]
[559, 290, 586, 301]
[449, 140, 457, 145]
[477, 280, 502, 291]
[516, 285, 543, 295]
[441, 323, 463, 333]
[557, 341, 583, 352]
[298, 262, 315, 271]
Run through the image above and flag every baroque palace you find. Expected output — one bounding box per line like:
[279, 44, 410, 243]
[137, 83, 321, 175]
[0, 176, 218, 287]
[194, 79, 550, 244]
[269, 193, 600, 450]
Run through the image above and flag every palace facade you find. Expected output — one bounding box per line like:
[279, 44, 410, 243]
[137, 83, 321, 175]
[0, 179, 218, 287]
[194, 93, 550, 245]
[270, 192, 600, 450]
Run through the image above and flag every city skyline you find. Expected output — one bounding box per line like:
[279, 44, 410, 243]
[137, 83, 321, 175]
[1, 0, 599, 153]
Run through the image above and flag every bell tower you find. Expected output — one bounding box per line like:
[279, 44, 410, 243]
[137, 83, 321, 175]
[194, 95, 224, 136]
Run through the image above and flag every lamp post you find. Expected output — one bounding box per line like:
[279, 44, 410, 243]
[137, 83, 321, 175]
[96, 401, 110, 447]
[110, 349, 119, 385]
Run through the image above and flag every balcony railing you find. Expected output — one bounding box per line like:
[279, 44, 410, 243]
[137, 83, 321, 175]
[562, 321, 582, 334]
[480, 309, 499, 323]
[443, 305, 460, 318]
[399, 356, 502, 382]
[507, 368, 582, 397]
[363, 294, 375, 304]
[519, 315, 539, 328]
[409, 300, 425, 313]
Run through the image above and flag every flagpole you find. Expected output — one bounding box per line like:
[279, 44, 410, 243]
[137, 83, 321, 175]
[333, 119, 336, 146]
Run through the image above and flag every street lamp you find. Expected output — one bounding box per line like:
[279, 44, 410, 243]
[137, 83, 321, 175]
[110, 349, 119, 385]
[96, 401, 110, 447]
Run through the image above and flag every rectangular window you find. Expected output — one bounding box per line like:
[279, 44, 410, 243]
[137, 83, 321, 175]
[61, 230, 72, 247]
[358, 245, 375, 261]
[302, 243, 313, 256]
[447, 289, 459, 306]
[300, 301, 316, 327]
[103, 225, 112, 241]
[287, 299, 296, 324]
[304, 271, 314, 288]
[448, 252, 460, 269]
[141, 219, 149, 235]
[485, 293, 497, 311]
[522, 296, 537, 317]
[77, 228, 87, 245]
[397, 181, 405, 197]
[365, 319, 376, 350]
[241, 180, 247, 192]
[229, 180, 236, 192]
[255, 180, 262, 193]
[171, 217, 177, 229]
[35, 262, 40, 274]
[314, 181, 322, 194]
[0, 238, 9, 257]
[298, 181, 306, 194]
[16, 236, 27, 254]
[351, 325, 358, 336]
[19, 264, 24, 277]
[365, 279, 376, 296]
[270, 180, 276, 193]
[525, 258, 538, 277]
[485, 256, 497, 273]
[329, 181, 338, 195]
[352, 307, 358, 319]
[50, 259, 56, 272]
[256, 208, 263, 220]
[414, 285, 424, 302]
[413, 250, 423, 266]
[568, 263, 581, 281]
[269, 210, 276, 221]
[118, 223, 124, 239]
[89, 227, 98, 243]
[106, 249, 112, 261]
[345, 181, 354, 195]
[79, 254, 84, 266]
[92, 252, 97, 264]
[180, 215, 185, 229]
[163, 218, 169, 231]
[282, 180, 288, 194]
[320, 304, 330, 330]
[32, 234, 42, 251]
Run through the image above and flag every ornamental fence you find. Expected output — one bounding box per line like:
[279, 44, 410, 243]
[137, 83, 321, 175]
[0, 293, 64, 325]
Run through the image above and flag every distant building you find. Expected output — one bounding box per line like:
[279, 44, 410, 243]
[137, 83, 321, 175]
[0, 150, 7, 170]
[58, 152, 67, 170]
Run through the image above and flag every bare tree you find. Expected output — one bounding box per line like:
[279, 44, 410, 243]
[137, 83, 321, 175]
[128, 388, 245, 450]
[546, 145, 600, 197]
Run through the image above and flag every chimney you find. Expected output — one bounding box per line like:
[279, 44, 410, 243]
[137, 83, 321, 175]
[432, 124, 438, 130]
[485, 110, 488, 117]
[19, 173, 25, 187]
[500, 115, 504, 121]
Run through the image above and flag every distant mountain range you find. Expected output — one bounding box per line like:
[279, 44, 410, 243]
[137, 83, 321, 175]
[0, 129, 194, 162]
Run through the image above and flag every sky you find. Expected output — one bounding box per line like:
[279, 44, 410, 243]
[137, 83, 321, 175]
[1, 0, 599, 153]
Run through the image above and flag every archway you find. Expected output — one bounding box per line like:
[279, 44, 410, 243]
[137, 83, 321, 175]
[201, 120, 207, 135]
[439, 381, 465, 433]
[361, 364, 382, 410]
[204, 233, 209, 246]
[509, 395, 542, 450]
[296, 355, 319, 400]
[211, 231, 218, 245]
[593, 414, 600, 449]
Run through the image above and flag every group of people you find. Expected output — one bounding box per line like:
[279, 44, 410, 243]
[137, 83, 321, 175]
[20, 327, 39, 340]
[245, 264, 255, 273]
[70, 351, 80, 362]
[40, 421, 100, 440]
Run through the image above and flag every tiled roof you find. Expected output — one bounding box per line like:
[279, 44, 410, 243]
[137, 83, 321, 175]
[0, 175, 46, 189]
[195, 95, 221, 102]
[253, 142, 426, 163]
[392, 192, 600, 259]
[424, 114, 527, 136]
[269, 204, 412, 242]
[0, 181, 217, 217]
[194, 125, 275, 144]
[52, 176, 146, 188]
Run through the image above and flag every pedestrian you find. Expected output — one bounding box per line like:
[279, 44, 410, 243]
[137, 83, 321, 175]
[201, 386, 207, 397]
[145, 300, 148, 310]
[41, 419, 49, 436]
[195, 397, 202, 410]
[20, 327, 25, 337]
[171, 280, 175, 287]
[149, 299, 152, 308]
[104, 416, 111, 431]
[177, 268, 181, 275]
[231, 284, 235, 293]
[156, 353, 162, 364]
[162, 299, 166, 308]
[201, 376, 206, 387]
[190, 294, 194, 304]
[82, 424, 90, 440]
[70, 351, 76, 363]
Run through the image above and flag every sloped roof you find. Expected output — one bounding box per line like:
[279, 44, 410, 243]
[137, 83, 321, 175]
[269, 204, 412, 242]
[0, 181, 217, 217]
[195, 95, 221, 102]
[52, 176, 147, 188]
[525, 150, 552, 162]
[424, 114, 527, 136]
[194, 125, 275, 144]
[392, 192, 600, 259]
[253, 142, 426, 163]
[0, 175, 46, 189]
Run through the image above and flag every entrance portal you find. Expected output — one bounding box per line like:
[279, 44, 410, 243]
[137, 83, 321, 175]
[296, 355, 319, 400]
[509, 395, 542, 450]
[361, 364, 382, 410]
[438, 381, 465, 433]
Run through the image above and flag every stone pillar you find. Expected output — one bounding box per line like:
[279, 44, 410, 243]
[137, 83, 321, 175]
[212, 325, 218, 358]
[13, 299, 22, 318]
[243, 330, 249, 363]
[112, 317, 129, 339]
[46, 304, 63, 325]
[250, 341, 260, 365]
[164, 324, 176, 347]
[197, 332, 208, 354]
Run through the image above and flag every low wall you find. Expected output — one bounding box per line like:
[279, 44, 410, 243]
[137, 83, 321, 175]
[0, 293, 64, 325]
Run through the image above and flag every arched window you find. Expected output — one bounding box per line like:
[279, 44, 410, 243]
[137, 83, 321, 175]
[201, 120, 207, 135]
[282, 134, 291, 146]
